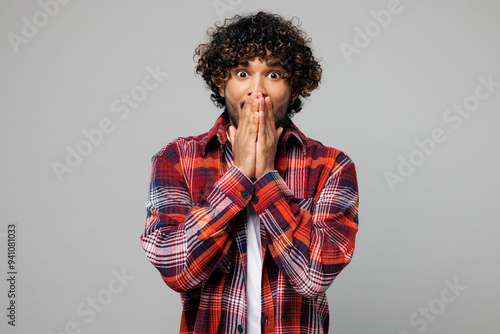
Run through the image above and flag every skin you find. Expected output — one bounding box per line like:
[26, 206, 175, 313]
[219, 57, 298, 180]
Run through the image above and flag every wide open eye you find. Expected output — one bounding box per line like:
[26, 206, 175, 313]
[268, 71, 281, 80]
[236, 70, 248, 78]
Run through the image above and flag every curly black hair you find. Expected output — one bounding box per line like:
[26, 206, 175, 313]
[194, 11, 322, 118]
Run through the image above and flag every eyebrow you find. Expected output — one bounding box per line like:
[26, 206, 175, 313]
[232, 64, 284, 70]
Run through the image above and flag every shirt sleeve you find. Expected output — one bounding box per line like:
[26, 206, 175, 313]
[140, 146, 254, 293]
[252, 151, 359, 298]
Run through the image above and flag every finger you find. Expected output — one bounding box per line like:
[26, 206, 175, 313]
[264, 96, 272, 113]
[252, 94, 259, 112]
[257, 109, 265, 141]
[253, 106, 259, 126]
[257, 92, 263, 109]
[277, 126, 284, 138]
[264, 97, 275, 128]
[258, 93, 265, 112]
[228, 124, 236, 143]
[251, 97, 259, 132]
[260, 95, 271, 131]
[243, 93, 257, 126]
[241, 93, 255, 122]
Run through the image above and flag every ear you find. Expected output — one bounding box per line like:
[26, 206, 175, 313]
[219, 85, 225, 98]
[291, 91, 299, 101]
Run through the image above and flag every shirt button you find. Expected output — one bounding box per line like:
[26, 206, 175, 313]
[252, 196, 259, 204]
[237, 324, 243, 333]
[265, 316, 268, 325]
[241, 191, 250, 200]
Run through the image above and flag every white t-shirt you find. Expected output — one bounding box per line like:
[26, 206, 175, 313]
[226, 128, 262, 333]
[246, 204, 262, 333]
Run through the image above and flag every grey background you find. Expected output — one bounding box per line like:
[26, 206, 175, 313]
[1, 0, 499, 333]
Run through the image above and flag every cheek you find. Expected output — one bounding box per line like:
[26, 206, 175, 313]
[224, 81, 245, 100]
[272, 86, 292, 105]
[226, 89, 239, 101]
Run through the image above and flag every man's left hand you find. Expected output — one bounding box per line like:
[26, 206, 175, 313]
[255, 93, 283, 180]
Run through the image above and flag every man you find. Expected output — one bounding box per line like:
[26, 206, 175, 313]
[141, 11, 359, 334]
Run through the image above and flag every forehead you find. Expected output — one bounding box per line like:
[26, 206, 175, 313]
[233, 57, 284, 69]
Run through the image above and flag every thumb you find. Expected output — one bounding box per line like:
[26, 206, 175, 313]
[228, 125, 236, 144]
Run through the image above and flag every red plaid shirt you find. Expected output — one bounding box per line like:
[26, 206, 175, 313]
[141, 113, 359, 334]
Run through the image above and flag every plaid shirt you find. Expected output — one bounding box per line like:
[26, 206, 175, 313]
[141, 113, 359, 334]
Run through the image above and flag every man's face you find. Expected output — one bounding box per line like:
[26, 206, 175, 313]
[220, 58, 296, 129]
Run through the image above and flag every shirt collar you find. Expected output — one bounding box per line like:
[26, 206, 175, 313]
[202, 112, 307, 156]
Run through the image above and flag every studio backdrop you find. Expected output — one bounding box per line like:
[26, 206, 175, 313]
[1, 0, 499, 333]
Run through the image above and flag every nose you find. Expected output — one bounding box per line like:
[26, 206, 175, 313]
[248, 75, 267, 97]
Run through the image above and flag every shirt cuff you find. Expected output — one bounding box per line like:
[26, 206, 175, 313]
[252, 170, 293, 215]
[193, 165, 254, 240]
[252, 170, 295, 251]
[214, 164, 255, 212]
